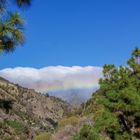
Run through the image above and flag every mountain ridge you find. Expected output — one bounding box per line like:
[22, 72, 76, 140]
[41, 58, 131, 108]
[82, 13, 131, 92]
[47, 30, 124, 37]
[0, 76, 72, 140]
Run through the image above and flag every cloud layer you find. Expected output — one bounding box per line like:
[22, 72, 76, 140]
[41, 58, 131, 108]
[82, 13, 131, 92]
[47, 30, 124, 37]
[0, 66, 102, 102]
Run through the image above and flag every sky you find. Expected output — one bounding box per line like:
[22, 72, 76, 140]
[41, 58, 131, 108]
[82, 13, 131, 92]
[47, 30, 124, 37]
[1, 0, 140, 68]
[1, 0, 140, 102]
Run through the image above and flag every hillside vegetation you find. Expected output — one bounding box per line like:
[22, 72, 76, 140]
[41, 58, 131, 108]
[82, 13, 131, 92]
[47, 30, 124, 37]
[73, 48, 140, 140]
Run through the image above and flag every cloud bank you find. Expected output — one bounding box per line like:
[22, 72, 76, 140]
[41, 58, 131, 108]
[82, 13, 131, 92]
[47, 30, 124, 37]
[0, 66, 102, 103]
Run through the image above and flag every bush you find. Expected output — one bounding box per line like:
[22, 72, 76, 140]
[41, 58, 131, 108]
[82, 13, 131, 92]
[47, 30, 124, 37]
[34, 132, 51, 140]
[5, 120, 24, 134]
[73, 125, 104, 140]
[58, 116, 79, 128]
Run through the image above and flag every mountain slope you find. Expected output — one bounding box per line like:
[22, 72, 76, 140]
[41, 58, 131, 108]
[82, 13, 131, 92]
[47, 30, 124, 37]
[0, 77, 71, 140]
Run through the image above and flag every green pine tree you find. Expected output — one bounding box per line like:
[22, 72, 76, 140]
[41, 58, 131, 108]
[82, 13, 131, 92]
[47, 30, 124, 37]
[0, 0, 31, 53]
[74, 48, 140, 140]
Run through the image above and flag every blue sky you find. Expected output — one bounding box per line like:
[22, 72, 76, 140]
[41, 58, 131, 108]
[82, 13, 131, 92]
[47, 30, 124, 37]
[1, 0, 140, 68]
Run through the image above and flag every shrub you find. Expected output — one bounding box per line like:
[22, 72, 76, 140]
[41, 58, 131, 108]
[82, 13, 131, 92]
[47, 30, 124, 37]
[73, 125, 104, 140]
[34, 132, 51, 140]
[5, 120, 24, 134]
[58, 116, 79, 128]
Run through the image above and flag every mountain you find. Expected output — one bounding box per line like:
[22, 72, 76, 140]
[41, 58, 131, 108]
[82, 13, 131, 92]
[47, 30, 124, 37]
[0, 77, 72, 140]
[49, 88, 97, 106]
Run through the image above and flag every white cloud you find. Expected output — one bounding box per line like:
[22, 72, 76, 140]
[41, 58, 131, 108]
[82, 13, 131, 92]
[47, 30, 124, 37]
[0, 66, 102, 102]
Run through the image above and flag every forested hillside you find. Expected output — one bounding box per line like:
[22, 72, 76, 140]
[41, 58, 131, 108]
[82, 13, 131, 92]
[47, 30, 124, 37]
[73, 48, 140, 140]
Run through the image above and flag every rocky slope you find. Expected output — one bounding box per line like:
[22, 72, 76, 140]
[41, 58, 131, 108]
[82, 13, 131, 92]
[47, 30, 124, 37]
[0, 77, 71, 140]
